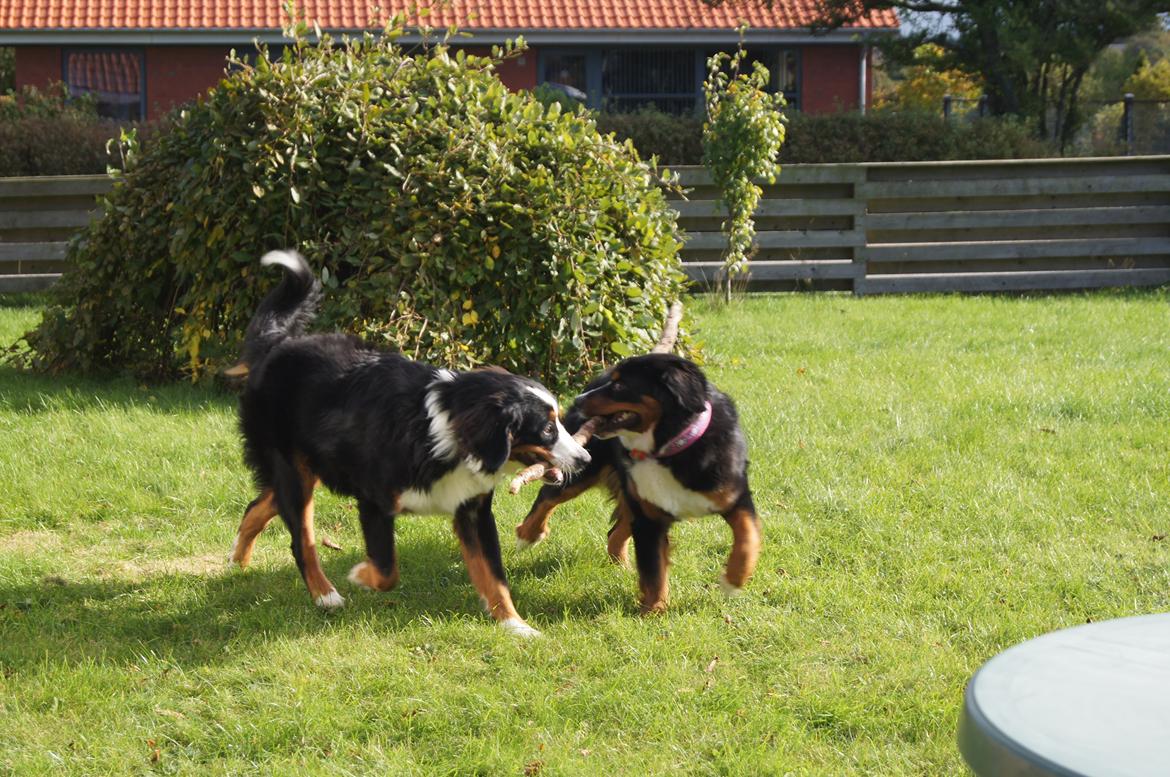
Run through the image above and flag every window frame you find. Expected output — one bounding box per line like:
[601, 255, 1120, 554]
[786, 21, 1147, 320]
[536, 46, 801, 115]
[61, 46, 147, 122]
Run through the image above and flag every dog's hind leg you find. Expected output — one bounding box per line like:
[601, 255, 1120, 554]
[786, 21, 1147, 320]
[349, 499, 400, 592]
[719, 491, 761, 596]
[456, 495, 538, 637]
[515, 464, 614, 550]
[230, 489, 277, 568]
[272, 455, 343, 609]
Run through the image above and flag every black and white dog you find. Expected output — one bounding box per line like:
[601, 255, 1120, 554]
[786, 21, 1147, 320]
[515, 353, 760, 614]
[229, 250, 589, 636]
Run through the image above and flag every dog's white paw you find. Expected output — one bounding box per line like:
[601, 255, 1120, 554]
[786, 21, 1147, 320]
[501, 617, 542, 638]
[718, 573, 743, 597]
[515, 531, 547, 551]
[314, 590, 345, 610]
[227, 537, 244, 568]
[347, 561, 374, 591]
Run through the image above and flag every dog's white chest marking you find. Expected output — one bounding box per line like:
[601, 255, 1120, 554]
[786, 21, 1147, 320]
[628, 459, 717, 519]
[401, 463, 496, 515]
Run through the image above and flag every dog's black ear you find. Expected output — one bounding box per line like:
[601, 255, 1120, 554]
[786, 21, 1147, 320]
[661, 359, 708, 415]
[455, 396, 521, 474]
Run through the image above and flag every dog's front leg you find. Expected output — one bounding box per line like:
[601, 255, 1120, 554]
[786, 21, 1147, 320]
[454, 494, 539, 637]
[349, 499, 400, 592]
[627, 495, 672, 615]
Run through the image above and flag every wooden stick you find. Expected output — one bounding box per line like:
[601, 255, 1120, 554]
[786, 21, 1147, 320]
[651, 300, 684, 354]
[508, 417, 602, 494]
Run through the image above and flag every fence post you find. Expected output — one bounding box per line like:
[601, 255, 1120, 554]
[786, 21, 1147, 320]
[943, 94, 953, 120]
[1123, 93, 1135, 156]
[978, 95, 988, 118]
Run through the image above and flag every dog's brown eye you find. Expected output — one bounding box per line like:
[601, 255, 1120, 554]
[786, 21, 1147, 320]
[543, 422, 556, 438]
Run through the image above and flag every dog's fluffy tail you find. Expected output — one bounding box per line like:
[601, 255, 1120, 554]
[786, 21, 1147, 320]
[229, 250, 322, 377]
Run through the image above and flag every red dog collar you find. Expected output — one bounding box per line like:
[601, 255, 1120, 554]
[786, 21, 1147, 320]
[629, 401, 712, 461]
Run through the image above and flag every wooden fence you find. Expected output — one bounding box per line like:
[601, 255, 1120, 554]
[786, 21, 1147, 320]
[4, 156, 1170, 294]
[0, 175, 111, 293]
[675, 155, 1170, 294]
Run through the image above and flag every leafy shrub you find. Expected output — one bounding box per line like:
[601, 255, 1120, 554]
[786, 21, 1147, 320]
[595, 108, 704, 166]
[592, 107, 1049, 164]
[531, 82, 587, 115]
[780, 110, 1051, 163]
[0, 83, 127, 176]
[702, 45, 786, 295]
[0, 117, 124, 176]
[0, 47, 15, 93]
[21, 30, 687, 392]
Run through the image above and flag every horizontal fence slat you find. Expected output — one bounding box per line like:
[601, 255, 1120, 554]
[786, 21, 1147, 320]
[0, 175, 112, 199]
[0, 273, 61, 293]
[687, 229, 864, 251]
[684, 260, 862, 282]
[674, 165, 864, 186]
[866, 205, 1170, 233]
[0, 210, 95, 230]
[861, 237, 1170, 263]
[858, 174, 1170, 200]
[858, 268, 1170, 295]
[0, 242, 69, 262]
[674, 198, 863, 218]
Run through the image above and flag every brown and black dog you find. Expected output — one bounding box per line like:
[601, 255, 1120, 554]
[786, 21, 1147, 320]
[516, 353, 760, 614]
[229, 250, 589, 636]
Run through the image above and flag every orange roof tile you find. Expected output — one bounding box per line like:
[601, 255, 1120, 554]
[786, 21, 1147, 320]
[0, 1, 898, 31]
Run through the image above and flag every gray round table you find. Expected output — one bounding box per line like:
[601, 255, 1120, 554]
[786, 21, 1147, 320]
[959, 613, 1170, 776]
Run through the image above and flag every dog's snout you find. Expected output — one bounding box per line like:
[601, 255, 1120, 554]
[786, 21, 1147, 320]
[553, 425, 591, 473]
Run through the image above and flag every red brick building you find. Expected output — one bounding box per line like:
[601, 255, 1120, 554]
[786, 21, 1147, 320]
[0, 1, 898, 121]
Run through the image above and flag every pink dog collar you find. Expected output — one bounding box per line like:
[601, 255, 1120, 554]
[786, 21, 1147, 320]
[629, 401, 712, 461]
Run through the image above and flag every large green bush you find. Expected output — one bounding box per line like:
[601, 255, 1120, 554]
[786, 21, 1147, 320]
[595, 109, 704, 166]
[0, 83, 126, 176]
[780, 110, 1051, 163]
[22, 31, 686, 391]
[593, 106, 1052, 163]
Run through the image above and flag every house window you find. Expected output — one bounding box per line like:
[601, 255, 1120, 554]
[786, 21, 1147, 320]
[767, 49, 800, 109]
[64, 49, 145, 121]
[602, 49, 698, 115]
[537, 48, 800, 115]
[542, 52, 588, 102]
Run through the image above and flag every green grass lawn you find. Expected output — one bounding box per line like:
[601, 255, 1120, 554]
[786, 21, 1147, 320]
[2, 291, 1169, 775]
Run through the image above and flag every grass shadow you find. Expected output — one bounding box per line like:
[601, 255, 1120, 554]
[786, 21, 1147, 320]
[0, 362, 235, 415]
[0, 526, 629, 673]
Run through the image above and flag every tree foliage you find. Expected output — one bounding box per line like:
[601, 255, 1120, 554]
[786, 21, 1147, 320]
[0, 47, 13, 94]
[874, 43, 981, 113]
[20, 26, 687, 391]
[701, 42, 786, 300]
[810, 0, 1167, 145]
